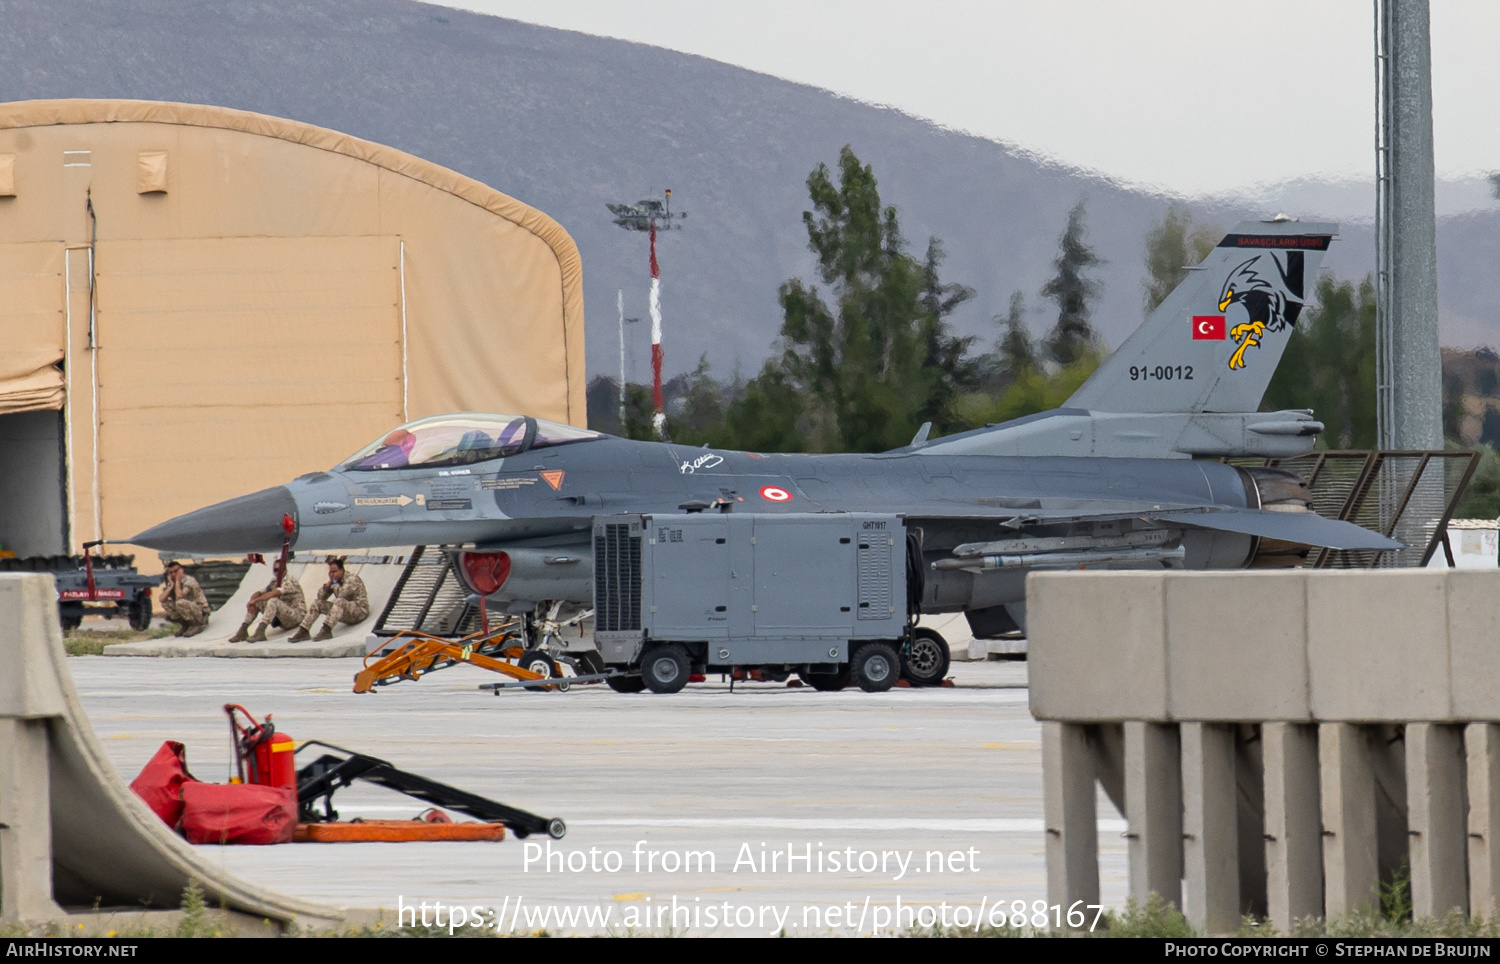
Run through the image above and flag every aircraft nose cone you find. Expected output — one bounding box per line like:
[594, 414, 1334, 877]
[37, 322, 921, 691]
[129, 485, 297, 554]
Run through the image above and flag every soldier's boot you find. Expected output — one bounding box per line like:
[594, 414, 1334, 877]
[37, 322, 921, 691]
[180, 622, 206, 639]
[227, 621, 252, 643]
[249, 623, 269, 643]
[313, 621, 335, 642]
[287, 626, 312, 643]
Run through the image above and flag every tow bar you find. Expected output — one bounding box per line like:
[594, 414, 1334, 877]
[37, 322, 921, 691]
[295, 740, 566, 839]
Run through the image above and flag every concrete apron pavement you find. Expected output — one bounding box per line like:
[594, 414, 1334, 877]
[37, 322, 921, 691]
[91, 610, 1020, 662]
[95, 611, 1010, 662]
[71, 657, 1126, 936]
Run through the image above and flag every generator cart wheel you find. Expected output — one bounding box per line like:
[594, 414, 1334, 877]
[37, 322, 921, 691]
[801, 665, 851, 692]
[606, 673, 648, 694]
[900, 627, 950, 687]
[640, 644, 691, 694]
[128, 592, 153, 632]
[547, 817, 567, 839]
[573, 650, 605, 676]
[851, 642, 899, 693]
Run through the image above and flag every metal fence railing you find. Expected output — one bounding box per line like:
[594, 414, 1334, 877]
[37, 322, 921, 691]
[1230, 450, 1479, 569]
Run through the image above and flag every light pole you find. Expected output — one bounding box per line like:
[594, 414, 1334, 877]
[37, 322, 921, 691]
[607, 190, 685, 437]
[1375, 0, 1440, 452]
[616, 288, 639, 431]
[617, 289, 625, 427]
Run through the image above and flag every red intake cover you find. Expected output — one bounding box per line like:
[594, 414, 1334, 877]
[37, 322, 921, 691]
[459, 551, 511, 596]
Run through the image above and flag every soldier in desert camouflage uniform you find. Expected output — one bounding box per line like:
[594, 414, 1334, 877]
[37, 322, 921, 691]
[158, 561, 210, 638]
[228, 557, 307, 643]
[288, 557, 369, 642]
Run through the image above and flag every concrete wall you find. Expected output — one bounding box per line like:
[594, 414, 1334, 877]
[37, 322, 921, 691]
[1028, 569, 1500, 933]
[0, 572, 340, 929]
[1029, 569, 1500, 724]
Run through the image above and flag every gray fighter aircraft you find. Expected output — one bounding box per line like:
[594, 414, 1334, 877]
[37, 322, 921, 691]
[132, 219, 1396, 685]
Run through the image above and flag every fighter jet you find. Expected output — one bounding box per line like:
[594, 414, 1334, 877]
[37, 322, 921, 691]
[132, 219, 1396, 681]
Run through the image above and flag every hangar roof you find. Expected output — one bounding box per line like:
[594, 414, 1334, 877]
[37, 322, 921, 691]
[0, 99, 587, 555]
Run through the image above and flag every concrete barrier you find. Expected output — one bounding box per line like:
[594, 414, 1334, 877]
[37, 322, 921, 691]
[1029, 569, 1500, 934]
[0, 573, 343, 932]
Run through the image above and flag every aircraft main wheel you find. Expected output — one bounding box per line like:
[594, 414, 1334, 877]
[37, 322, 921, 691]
[901, 627, 950, 687]
[640, 644, 691, 694]
[606, 673, 647, 694]
[851, 642, 899, 693]
[801, 665, 851, 692]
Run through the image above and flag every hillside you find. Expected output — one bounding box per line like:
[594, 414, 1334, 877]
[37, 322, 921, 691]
[2, 0, 1495, 380]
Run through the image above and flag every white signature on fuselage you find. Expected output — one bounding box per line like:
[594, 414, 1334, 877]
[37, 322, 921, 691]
[678, 453, 725, 474]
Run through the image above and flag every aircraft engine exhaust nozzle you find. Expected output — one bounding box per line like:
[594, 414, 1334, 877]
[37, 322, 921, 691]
[933, 545, 1188, 572]
[129, 485, 299, 554]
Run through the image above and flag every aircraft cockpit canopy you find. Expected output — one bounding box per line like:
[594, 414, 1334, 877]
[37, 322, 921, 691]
[339, 414, 601, 471]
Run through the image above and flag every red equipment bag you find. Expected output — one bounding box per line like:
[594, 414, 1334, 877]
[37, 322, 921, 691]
[180, 782, 297, 845]
[128, 740, 198, 827]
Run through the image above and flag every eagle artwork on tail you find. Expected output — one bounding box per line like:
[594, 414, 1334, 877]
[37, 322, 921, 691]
[1219, 250, 1306, 370]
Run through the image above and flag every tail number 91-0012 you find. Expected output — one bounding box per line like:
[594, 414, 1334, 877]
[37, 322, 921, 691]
[1129, 365, 1193, 381]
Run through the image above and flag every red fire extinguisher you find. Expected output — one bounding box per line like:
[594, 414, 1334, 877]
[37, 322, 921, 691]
[224, 704, 296, 791]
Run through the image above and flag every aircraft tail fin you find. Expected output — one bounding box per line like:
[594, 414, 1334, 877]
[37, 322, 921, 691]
[1065, 219, 1337, 415]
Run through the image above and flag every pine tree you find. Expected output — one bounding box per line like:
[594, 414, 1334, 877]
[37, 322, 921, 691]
[1143, 205, 1220, 314]
[1040, 200, 1103, 366]
[996, 290, 1036, 380]
[757, 146, 975, 451]
[1263, 274, 1377, 448]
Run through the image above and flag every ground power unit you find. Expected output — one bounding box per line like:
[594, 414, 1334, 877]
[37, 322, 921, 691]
[592, 512, 911, 693]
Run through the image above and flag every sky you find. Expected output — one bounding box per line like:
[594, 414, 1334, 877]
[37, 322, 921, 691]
[437, 0, 1500, 198]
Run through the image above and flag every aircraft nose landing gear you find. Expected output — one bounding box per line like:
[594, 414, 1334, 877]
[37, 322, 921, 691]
[900, 626, 951, 687]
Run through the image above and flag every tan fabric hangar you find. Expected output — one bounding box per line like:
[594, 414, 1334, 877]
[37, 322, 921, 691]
[0, 99, 585, 563]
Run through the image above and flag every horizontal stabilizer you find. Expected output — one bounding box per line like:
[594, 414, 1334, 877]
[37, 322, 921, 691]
[1155, 508, 1401, 551]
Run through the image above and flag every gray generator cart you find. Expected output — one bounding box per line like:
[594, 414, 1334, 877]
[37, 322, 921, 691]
[592, 511, 914, 694]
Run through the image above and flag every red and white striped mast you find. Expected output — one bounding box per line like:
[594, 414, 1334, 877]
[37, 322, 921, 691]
[607, 189, 685, 438]
[648, 216, 663, 436]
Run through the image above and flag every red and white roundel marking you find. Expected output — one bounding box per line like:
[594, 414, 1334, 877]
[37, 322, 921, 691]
[759, 485, 794, 503]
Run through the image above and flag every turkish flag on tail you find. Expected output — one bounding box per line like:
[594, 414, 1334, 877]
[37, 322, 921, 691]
[1192, 315, 1226, 340]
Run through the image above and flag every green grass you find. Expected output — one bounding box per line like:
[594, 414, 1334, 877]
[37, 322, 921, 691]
[0, 881, 522, 938]
[11, 885, 1500, 938]
[64, 625, 172, 655]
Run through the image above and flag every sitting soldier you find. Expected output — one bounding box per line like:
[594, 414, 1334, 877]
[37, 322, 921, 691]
[228, 557, 307, 643]
[158, 560, 210, 638]
[288, 557, 369, 642]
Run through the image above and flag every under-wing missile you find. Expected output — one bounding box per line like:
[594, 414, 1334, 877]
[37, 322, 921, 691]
[932, 545, 1187, 572]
